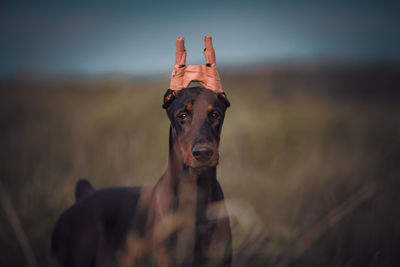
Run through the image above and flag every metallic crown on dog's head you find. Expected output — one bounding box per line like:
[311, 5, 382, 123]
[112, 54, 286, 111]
[163, 36, 230, 109]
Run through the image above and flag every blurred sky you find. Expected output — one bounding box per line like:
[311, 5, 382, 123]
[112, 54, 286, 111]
[1, 0, 399, 76]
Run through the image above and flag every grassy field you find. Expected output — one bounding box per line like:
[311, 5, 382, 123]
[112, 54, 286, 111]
[0, 63, 399, 266]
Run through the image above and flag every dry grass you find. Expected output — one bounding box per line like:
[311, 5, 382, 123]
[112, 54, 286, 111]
[0, 63, 399, 266]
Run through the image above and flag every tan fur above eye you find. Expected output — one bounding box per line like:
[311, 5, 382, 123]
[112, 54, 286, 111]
[186, 104, 192, 112]
[208, 105, 213, 112]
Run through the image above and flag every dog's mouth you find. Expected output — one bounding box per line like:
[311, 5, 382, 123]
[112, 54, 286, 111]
[187, 154, 219, 169]
[188, 163, 219, 175]
[189, 161, 218, 169]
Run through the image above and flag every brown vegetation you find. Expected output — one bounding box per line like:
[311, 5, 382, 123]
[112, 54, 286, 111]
[0, 63, 399, 266]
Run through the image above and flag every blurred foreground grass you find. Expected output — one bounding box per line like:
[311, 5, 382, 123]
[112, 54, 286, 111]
[0, 63, 399, 266]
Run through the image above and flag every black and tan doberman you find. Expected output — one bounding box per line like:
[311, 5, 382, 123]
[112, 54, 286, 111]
[50, 36, 232, 267]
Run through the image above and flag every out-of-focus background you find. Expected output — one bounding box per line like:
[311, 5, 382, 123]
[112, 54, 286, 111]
[1, 1, 400, 266]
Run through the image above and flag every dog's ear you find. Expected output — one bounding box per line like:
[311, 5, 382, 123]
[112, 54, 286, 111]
[218, 92, 230, 108]
[162, 89, 177, 109]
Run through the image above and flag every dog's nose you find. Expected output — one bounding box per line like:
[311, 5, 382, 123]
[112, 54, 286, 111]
[192, 145, 214, 161]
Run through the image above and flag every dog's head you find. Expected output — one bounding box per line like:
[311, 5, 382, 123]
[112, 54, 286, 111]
[163, 87, 230, 169]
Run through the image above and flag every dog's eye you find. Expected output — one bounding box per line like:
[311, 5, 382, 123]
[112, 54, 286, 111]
[177, 112, 189, 121]
[209, 111, 220, 121]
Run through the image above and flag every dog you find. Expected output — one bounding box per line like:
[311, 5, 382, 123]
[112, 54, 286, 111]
[50, 36, 232, 267]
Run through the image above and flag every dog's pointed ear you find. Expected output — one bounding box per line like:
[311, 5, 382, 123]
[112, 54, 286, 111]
[218, 92, 230, 108]
[162, 89, 177, 109]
